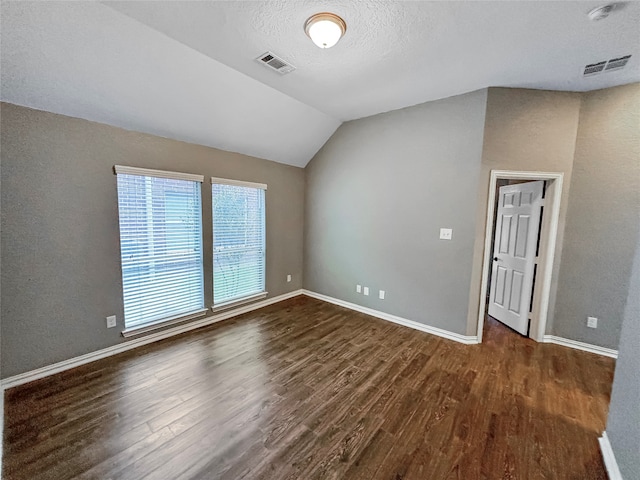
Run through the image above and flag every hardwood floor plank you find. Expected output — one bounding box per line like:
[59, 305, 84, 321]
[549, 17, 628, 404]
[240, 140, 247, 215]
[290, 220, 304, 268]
[2, 296, 615, 480]
[341, 427, 395, 480]
[74, 427, 176, 480]
[303, 414, 384, 480]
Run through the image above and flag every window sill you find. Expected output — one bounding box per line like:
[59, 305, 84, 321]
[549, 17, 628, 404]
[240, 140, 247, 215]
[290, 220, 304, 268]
[211, 292, 268, 313]
[121, 308, 208, 338]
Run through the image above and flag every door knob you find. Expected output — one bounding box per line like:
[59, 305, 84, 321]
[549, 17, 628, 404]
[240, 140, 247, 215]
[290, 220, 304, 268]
[493, 257, 499, 261]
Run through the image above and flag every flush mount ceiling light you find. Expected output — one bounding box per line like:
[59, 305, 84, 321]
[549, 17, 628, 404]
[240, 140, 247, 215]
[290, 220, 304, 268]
[588, 4, 616, 21]
[304, 12, 346, 49]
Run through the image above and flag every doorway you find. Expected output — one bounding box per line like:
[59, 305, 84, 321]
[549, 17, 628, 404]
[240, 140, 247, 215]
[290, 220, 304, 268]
[476, 170, 564, 343]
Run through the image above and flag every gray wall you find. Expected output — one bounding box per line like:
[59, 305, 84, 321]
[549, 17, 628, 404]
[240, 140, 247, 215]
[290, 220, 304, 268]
[467, 88, 582, 335]
[0, 103, 305, 378]
[0, 105, 3, 468]
[304, 89, 488, 335]
[553, 83, 640, 349]
[3, 84, 639, 379]
[606, 232, 640, 479]
[305, 84, 639, 351]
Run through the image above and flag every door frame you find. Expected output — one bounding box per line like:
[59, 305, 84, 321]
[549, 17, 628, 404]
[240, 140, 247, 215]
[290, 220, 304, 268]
[477, 170, 564, 343]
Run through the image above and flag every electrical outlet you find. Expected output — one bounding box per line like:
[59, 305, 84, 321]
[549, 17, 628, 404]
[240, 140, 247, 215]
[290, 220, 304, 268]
[287, 274, 292, 283]
[439, 228, 453, 240]
[363, 287, 369, 296]
[356, 284, 362, 293]
[379, 290, 385, 300]
[106, 315, 117, 328]
[587, 316, 598, 328]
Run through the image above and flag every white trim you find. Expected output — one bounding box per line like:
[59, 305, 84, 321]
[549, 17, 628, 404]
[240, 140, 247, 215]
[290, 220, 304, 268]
[212, 292, 268, 312]
[0, 290, 304, 391]
[210, 177, 267, 190]
[599, 432, 624, 480]
[121, 309, 208, 338]
[543, 335, 618, 358]
[477, 170, 564, 343]
[302, 290, 479, 345]
[114, 165, 204, 183]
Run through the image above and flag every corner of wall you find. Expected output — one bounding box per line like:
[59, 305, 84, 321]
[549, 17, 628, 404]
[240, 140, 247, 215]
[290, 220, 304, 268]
[465, 89, 491, 337]
[544, 92, 585, 336]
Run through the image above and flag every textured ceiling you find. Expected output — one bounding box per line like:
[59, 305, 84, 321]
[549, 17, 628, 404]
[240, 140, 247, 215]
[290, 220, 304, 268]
[106, 0, 640, 121]
[0, 1, 340, 167]
[2, 1, 640, 167]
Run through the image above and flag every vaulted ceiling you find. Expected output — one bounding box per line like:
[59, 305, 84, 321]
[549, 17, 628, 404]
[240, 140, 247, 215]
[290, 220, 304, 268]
[2, 1, 639, 167]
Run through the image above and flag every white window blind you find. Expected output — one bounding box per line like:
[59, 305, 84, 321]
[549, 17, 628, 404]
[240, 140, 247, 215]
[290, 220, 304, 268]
[116, 167, 204, 329]
[212, 180, 266, 306]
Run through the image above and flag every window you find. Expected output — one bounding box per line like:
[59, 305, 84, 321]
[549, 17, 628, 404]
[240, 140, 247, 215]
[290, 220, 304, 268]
[211, 178, 266, 308]
[115, 166, 205, 333]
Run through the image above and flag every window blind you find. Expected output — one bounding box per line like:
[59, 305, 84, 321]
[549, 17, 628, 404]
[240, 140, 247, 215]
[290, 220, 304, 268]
[116, 170, 204, 329]
[212, 181, 266, 306]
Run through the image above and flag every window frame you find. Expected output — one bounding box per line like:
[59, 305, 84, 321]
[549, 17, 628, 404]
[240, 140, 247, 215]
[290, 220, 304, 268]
[114, 165, 207, 337]
[211, 177, 267, 311]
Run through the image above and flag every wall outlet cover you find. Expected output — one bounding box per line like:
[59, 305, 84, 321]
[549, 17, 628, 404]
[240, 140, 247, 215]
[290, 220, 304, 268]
[106, 315, 117, 328]
[356, 284, 362, 293]
[587, 316, 598, 328]
[439, 228, 453, 240]
[379, 290, 385, 299]
[363, 287, 369, 296]
[287, 274, 292, 282]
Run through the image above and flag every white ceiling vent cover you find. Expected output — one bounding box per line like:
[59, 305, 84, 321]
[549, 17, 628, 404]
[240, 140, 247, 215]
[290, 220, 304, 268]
[583, 61, 607, 76]
[256, 52, 296, 75]
[584, 55, 631, 76]
[604, 55, 631, 71]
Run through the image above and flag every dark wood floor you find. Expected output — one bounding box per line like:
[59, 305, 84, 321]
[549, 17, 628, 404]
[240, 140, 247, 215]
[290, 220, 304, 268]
[3, 295, 615, 479]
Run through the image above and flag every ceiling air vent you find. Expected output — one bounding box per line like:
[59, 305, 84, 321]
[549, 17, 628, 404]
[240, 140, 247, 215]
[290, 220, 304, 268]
[583, 55, 632, 76]
[604, 55, 631, 71]
[583, 61, 607, 76]
[256, 52, 296, 75]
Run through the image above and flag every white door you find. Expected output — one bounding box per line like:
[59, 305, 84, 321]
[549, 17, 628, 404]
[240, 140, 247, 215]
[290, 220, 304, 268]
[488, 181, 544, 335]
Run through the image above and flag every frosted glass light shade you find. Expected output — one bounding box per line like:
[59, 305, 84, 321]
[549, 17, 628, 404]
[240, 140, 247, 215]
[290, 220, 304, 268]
[304, 13, 346, 49]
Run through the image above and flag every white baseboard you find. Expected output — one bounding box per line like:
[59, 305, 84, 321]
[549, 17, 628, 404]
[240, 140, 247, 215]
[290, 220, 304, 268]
[599, 432, 624, 480]
[1, 292, 617, 393]
[0, 289, 304, 391]
[543, 335, 618, 359]
[302, 290, 479, 345]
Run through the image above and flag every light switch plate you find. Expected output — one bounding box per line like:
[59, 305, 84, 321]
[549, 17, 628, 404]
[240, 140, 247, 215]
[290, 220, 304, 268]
[587, 316, 598, 328]
[440, 228, 453, 240]
[106, 315, 117, 328]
